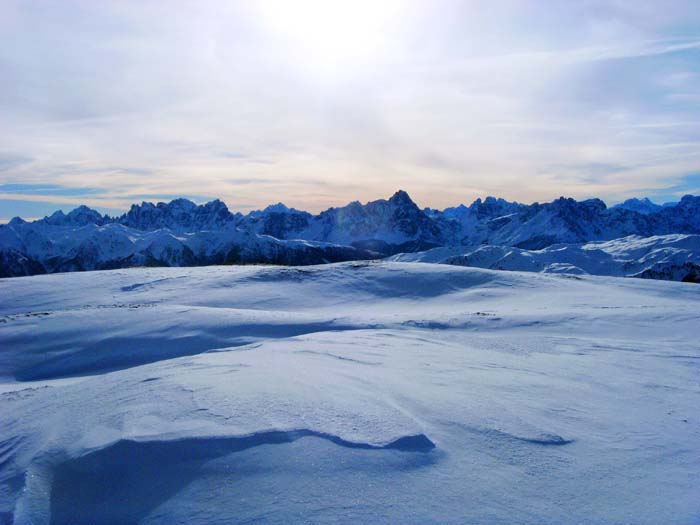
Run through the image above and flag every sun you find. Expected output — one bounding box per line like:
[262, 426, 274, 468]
[256, 0, 403, 74]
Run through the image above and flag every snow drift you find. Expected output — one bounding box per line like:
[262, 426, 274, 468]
[1, 262, 698, 524]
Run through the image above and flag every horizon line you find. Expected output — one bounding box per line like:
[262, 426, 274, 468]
[2, 189, 695, 224]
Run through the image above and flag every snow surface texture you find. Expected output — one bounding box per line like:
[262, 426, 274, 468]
[390, 234, 700, 282]
[1, 261, 698, 524]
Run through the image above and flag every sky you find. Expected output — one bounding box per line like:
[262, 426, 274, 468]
[1, 0, 699, 220]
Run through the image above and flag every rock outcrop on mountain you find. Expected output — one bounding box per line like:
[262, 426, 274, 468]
[2, 190, 699, 279]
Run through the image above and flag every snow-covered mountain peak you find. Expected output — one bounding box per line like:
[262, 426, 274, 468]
[247, 202, 306, 218]
[66, 205, 106, 226]
[677, 194, 700, 208]
[263, 202, 292, 214]
[550, 196, 607, 212]
[168, 197, 198, 208]
[464, 196, 524, 222]
[119, 198, 235, 232]
[44, 209, 67, 225]
[612, 197, 663, 214]
[387, 189, 417, 207]
[40, 205, 106, 227]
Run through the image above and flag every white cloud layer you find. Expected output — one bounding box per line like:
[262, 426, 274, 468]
[1, 0, 699, 214]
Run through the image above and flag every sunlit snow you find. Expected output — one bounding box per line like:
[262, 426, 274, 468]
[1, 261, 698, 524]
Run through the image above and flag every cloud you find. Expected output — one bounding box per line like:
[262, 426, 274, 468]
[0, 153, 32, 172]
[0, 183, 102, 196]
[0, 0, 698, 216]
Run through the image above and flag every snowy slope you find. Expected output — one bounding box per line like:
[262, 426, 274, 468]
[390, 234, 700, 282]
[1, 262, 699, 524]
[0, 221, 380, 277]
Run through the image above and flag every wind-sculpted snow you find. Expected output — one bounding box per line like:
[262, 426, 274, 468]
[0, 262, 500, 379]
[49, 432, 434, 525]
[391, 234, 700, 282]
[0, 262, 699, 524]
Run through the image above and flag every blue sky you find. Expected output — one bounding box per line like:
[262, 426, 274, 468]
[1, 0, 699, 220]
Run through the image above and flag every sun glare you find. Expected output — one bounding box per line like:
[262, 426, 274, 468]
[257, 0, 403, 73]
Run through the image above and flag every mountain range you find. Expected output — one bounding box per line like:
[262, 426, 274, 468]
[390, 234, 700, 283]
[1, 190, 699, 281]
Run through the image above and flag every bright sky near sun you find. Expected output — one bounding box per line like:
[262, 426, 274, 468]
[0, 0, 699, 219]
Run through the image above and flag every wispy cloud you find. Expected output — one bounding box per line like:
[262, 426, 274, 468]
[0, 0, 699, 215]
[0, 183, 103, 196]
[0, 153, 32, 172]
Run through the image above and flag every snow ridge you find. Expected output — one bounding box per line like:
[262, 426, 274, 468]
[1, 262, 698, 524]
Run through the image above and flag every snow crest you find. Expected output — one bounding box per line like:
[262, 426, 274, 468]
[1, 262, 698, 524]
